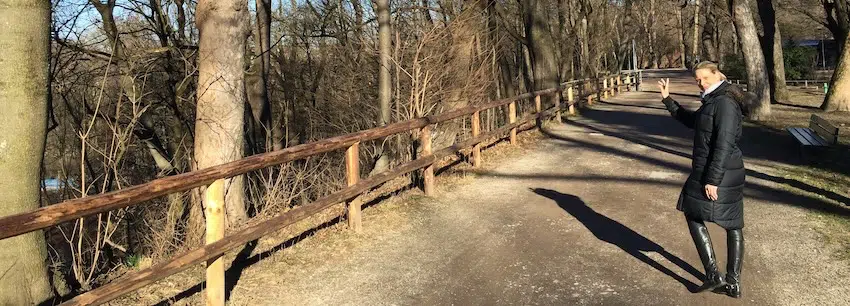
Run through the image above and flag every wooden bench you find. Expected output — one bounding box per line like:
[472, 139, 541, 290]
[787, 114, 839, 159]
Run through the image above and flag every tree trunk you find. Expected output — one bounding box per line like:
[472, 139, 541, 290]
[702, 1, 719, 61]
[372, 0, 392, 174]
[557, 0, 568, 80]
[258, 0, 283, 151]
[677, 3, 687, 68]
[246, 0, 278, 153]
[822, 27, 850, 111]
[821, 0, 849, 52]
[0, 1, 54, 304]
[577, 1, 592, 77]
[731, 0, 771, 120]
[692, 0, 702, 65]
[487, 0, 517, 98]
[650, 0, 660, 69]
[525, 0, 560, 107]
[195, 0, 249, 225]
[579, 15, 591, 76]
[757, 0, 789, 103]
[432, 3, 478, 149]
[421, 0, 434, 25]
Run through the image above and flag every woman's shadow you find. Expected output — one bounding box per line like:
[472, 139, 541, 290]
[532, 188, 703, 292]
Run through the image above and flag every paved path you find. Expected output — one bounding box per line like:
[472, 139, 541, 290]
[221, 70, 850, 306]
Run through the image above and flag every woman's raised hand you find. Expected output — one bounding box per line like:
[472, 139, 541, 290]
[657, 78, 670, 99]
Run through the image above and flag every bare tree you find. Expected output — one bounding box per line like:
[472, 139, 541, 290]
[730, 0, 771, 119]
[693, 0, 702, 66]
[701, 0, 719, 61]
[677, 0, 688, 68]
[0, 0, 54, 303]
[579, 1, 593, 76]
[194, 0, 250, 224]
[757, 0, 790, 104]
[823, 0, 850, 112]
[246, 0, 283, 152]
[821, 0, 850, 49]
[525, 0, 561, 94]
[372, 0, 392, 174]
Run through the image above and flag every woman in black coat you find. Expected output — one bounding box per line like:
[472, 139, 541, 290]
[657, 61, 746, 298]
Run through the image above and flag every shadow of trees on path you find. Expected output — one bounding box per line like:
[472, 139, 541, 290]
[546, 107, 850, 216]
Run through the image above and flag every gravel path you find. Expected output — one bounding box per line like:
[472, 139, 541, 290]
[220, 70, 850, 306]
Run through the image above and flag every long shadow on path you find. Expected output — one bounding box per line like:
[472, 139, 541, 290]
[531, 188, 703, 292]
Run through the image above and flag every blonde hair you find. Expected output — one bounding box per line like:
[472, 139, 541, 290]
[694, 61, 720, 72]
[694, 61, 727, 80]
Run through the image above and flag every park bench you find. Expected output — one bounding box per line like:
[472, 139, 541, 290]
[787, 114, 839, 159]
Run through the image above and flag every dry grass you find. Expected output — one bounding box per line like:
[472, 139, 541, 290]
[751, 87, 850, 263]
[759, 87, 850, 140]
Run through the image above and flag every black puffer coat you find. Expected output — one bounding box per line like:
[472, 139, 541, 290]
[662, 82, 745, 230]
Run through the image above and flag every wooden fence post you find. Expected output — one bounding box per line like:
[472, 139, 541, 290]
[611, 76, 620, 97]
[534, 94, 542, 128]
[345, 142, 361, 232]
[632, 73, 638, 91]
[616, 75, 622, 94]
[204, 179, 225, 306]
[638, 70, 643, 91]
[567, 86, 575, 115]
[509, 100, 517, 144]
[420, 125, 434, 196]
[535, 94, 542, 114]
[554, 91, 562, 123]
[471, 111, 481, 167]
[603, 78, 609, 99]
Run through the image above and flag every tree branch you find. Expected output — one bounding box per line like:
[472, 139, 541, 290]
[494, 4, 529, 45]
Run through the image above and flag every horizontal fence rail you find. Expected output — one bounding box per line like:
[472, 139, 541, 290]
[0, 71, 638, 305]
[729, 78, 831, 88]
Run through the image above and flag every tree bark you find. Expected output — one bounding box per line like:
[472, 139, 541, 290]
[432, 2, 478, 149]
[195, 0, 249, 225]
[650, 0, 660, 69]
[246, 0, 278, 153]
[487, 0, 517, 98]
[692, 0, 702, 66]
[823, 1, 850, 112]
[701, 0, 719, 62]
[757, 0, 789, 104]
[730, 0, 771, 120]
[525, 0, 560, 93]
[821, 0, 849, 51]
[677, 2, 687, 68]
[579, 15, 591, 76]
[0, 1, 54, 304]
[372, 0, 392, 174]
[257, 0, 283, 151]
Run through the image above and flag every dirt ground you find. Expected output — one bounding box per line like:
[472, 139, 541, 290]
[120, 70, 850, 306]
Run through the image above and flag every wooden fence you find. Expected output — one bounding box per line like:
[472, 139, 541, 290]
[0, 72, 637, 305]
[729, 78, 831, 89]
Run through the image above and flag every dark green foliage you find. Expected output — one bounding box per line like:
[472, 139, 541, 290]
[782, 41, 818, 80]
[722, 53, 748, 79]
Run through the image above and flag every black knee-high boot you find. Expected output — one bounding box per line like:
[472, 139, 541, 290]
[686, 217, 725, 292]
[725, 229, 744, 298]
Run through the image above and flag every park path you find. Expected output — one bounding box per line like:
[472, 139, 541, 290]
[219, 70, 850, 305]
